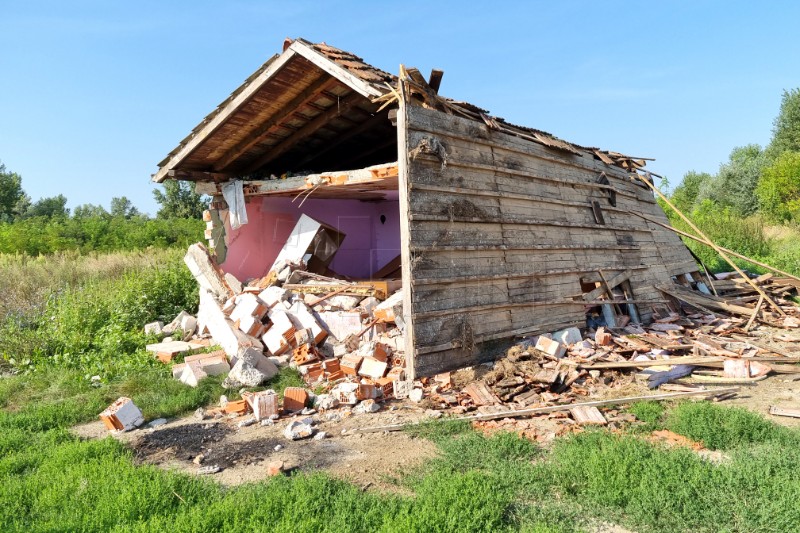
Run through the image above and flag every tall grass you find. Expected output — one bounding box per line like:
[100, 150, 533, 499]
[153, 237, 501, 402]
[0, 248, 197, 375]
[660, 199, 800, 276]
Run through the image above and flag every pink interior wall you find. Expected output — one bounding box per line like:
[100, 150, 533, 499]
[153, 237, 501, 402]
[221, 194, 401, 282]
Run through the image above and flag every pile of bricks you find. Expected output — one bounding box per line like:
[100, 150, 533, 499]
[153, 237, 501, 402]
[141, 242, 409, 413]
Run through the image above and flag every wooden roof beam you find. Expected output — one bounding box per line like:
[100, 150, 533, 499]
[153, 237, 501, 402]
[213, 74, 337, 171]
[293, 112, 391, 169]
[243, 91, 367, 173]
[152, 49, 297, 183]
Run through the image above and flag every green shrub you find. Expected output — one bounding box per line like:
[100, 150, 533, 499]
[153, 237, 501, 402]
[757, 150, 800, 223]
[1, 250, 198, 376]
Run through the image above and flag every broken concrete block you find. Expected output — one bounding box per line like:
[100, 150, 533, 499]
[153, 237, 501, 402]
[184, 243, 231, 300]
[99, 397, 144, 431]
[408, 388, 424, 403]
[198, 288, 263, 358]
[358, 357, 388, 379]
[224, 272, 243, 295]
[354, 399, 380, 414]
[535, 336, 566, 358]
[393, 380, 412, 399]
[144, 321, 164, 336]
[263, 309, 296, 356]
[331, 382, 360, 405]
[194, 352, 229, 375]
[333, 343, 349, 358]
[315, 394, 340, 410]
[316, 311, 363, 342]
[223, 353, 278, 389]
[237, 416, 256, 428]
[283, 418, 316, 440]
[230, 293, 268, 323]
[283, 387, 309, 412]
[327, 295, 363, 311]
[146, 340, 192, 363]
[340, 353, 363, 375]
[358, 296, 381, 316]
[553, 327, 582, 346]
[258, 285, 289, 308]
[373, 291, 403, 323]
[294, 328, 313, 346]
[287, 300, 327, 344]
[178, 362, 208, 387]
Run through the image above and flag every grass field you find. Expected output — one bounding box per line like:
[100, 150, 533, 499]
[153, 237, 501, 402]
[4, 250, 800, 531]
[3, 368, 800, 532]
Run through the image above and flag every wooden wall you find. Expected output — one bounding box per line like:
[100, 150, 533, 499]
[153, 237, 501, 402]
[397, 101, 698, 377]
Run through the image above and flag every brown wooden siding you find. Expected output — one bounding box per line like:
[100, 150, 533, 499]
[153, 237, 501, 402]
[399, 102, 697, 376]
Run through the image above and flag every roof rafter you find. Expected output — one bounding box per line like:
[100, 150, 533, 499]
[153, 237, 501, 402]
[152, 49, 297, 183]
[212, 74, 338, 171]
[243, 91, 367, 173]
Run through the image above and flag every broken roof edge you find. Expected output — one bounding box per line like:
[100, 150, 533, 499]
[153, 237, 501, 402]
[152, 37, 652, 185]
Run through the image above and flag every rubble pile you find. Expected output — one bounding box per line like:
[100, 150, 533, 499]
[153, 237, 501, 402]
[412, 271, 800, 437]
[103, 213, 800, 455]
[134, 214, 409, 433]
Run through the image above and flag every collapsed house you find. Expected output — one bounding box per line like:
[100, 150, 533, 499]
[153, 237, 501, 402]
[152, 38, 705, 379]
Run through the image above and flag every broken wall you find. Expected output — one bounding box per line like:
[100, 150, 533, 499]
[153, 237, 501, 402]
[399, 102, 698, 377]
[222, 196, 401, 281]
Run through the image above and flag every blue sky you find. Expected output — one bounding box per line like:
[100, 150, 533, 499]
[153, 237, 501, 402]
[1, 1, 798, 216]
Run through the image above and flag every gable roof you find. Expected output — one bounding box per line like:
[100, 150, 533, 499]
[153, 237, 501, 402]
[153, 38, 647, 183]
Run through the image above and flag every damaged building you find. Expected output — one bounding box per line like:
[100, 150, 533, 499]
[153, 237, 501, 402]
[152, 38, 704, 379]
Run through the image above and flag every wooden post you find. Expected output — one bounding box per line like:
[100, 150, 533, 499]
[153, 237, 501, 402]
[636, 172, 785, 316]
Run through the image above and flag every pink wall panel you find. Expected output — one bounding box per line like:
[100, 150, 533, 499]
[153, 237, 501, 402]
[222, 196, 400, 282]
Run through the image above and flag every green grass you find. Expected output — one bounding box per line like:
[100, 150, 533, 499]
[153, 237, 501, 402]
[4, 250, 800, 531]
[5, 380, 800, 532]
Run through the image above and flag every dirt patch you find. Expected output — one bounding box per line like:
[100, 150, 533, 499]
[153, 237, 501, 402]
[132, 422, 281, 470]
[72, 406, 437, 491]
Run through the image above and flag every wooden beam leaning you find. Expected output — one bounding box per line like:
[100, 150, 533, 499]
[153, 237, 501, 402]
[629, 210, 800, 285]
[212, 74, 336, 171]
[635, 172, 786, 316]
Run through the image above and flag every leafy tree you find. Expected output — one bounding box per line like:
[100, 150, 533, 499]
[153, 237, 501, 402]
[0, 161, 26, 222]
[756, 151, 800, 222]
[766, 88, 800, 159]
[670, 171, 712, 213]
[152, 181, 208, 219]
[25, 194, 69, 219]
[72, 203, 109, 219]
[110, 196, 140, 219]
[695, 145, 765, 215]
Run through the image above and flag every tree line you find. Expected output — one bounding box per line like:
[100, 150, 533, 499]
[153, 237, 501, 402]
[664, 88, 800, 275]
[0, 167, 209, 254]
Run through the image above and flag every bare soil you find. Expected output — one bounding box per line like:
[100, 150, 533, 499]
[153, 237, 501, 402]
[72, 403, 436, 491]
